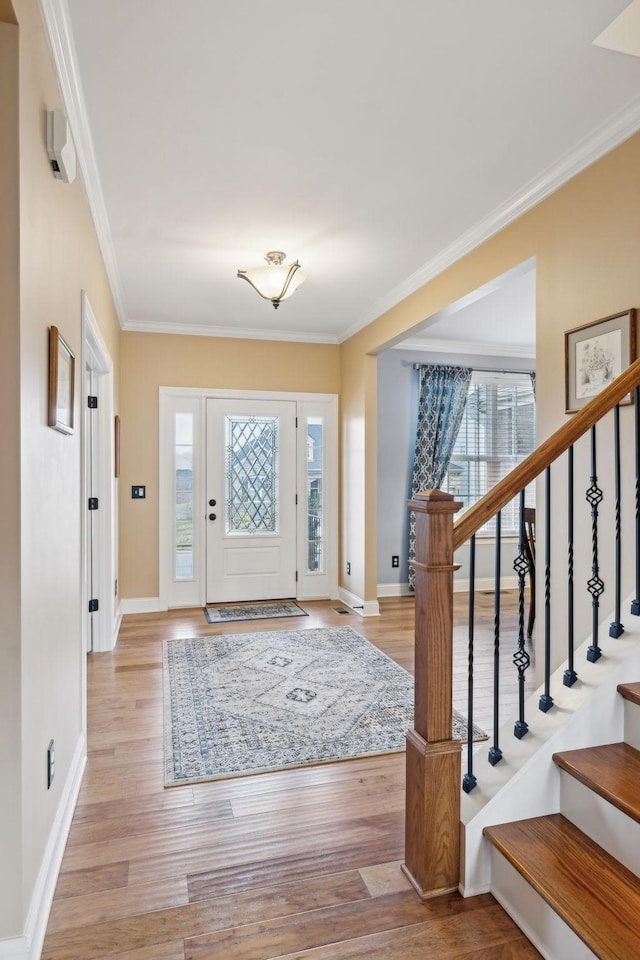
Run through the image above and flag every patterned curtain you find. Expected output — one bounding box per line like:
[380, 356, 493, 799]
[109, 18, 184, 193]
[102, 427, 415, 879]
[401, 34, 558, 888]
[408, 364, 472, 590]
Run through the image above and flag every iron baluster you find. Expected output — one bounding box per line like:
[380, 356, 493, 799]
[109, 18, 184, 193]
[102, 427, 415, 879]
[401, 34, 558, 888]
[610, 404, 624, 638]
[462, 535, 477, 793]
[632, 385, 640, 616]
[564, 445, 577, 686]
[539, 467, 554, 712]
[586, 426, 604, 663]
[488, 511, 503, 765]
[513, 490, 530, 737]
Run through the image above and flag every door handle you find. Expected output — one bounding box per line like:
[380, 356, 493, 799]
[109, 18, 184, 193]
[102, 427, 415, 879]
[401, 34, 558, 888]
[209, 499, 217, 506]
[209, 513, 217, 521]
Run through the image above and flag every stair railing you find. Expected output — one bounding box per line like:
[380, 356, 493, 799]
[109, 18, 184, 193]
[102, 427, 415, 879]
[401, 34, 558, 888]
[403, 355, 640, 899]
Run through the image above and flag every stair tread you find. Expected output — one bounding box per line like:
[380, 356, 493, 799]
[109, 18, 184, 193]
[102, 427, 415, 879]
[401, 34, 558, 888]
[618, 682, 640, 706]
[552, 742, 640, 823]
[484, 813, 640, 960]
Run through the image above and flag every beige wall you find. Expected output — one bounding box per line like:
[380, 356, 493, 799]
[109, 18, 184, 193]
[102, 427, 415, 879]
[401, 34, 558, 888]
[0, 15, 23, 935]
[340, 132, 640, 653]
[119, 332, 339, 599]
[1, 0, 121, 942]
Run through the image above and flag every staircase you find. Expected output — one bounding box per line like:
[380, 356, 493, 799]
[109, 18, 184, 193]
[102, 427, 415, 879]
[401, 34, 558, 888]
[485, 683, 640, 960]
[403, 354, 640, 959]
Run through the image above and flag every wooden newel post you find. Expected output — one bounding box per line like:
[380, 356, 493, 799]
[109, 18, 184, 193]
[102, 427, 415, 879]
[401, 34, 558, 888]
[402, 489, 462, 899]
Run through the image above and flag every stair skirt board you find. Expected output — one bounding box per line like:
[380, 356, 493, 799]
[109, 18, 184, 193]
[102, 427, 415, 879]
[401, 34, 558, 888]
[489, 850, 598, 960]
[559, 757, 640, 880]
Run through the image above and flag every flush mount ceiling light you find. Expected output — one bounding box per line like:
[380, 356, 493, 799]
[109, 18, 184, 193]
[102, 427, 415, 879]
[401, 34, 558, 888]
[237, 251, 306, 309]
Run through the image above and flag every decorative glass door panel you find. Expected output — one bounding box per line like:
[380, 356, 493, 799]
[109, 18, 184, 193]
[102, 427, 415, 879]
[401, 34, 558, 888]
[225, 415, 279, 535]
[206, 399, 296, 603]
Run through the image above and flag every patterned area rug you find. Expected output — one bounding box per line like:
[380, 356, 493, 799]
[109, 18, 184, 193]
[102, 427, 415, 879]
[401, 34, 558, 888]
[203, 600, 308, 624]
[163, 626, 487, 786]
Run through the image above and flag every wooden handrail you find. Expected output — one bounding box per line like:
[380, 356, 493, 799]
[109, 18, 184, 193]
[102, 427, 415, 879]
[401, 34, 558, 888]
[453, 355, 640, 550]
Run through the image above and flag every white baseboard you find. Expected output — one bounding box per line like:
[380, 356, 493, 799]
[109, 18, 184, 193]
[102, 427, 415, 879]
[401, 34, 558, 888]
[377, 582, 412, 598]
[338, 587, 380, 617]
[120, 597, 165, 615]
[0, 735, 87, 960]
[453, 576, 518, 594]
[113, 602, 123, 645]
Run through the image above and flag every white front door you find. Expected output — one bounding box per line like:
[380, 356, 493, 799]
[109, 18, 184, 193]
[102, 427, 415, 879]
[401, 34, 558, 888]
[206, 398, 297, 603]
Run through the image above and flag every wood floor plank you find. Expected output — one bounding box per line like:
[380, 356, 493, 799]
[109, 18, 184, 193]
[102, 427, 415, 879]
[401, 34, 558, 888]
[183, 890, 501, 960]
[47, 877, 189, 933]
[42, 871, 370, 960]
[53, 861, 129, 900]
[66, 797, 233, 847]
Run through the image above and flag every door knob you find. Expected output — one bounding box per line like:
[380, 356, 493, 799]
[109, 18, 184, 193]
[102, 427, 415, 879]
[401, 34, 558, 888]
[209, 499, 217, 506]
[209, 513, 217, 521]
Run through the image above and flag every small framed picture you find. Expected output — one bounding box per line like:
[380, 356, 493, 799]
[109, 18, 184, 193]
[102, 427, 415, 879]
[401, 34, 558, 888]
[564, 309, 637, 414]
[48, 326, 75, 434]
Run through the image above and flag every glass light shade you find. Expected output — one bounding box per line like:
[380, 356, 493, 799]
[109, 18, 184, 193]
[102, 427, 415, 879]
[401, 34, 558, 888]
[237, 252, 306, 308]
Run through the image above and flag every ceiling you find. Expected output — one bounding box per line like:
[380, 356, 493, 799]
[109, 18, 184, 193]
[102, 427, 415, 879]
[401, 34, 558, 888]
[50, 1, 640, 345]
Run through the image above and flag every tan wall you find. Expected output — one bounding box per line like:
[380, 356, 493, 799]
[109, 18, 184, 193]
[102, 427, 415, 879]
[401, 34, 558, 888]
[340, 132, 640, 651]
[119, 333, 339, 599]
[2, 0, 121, 940]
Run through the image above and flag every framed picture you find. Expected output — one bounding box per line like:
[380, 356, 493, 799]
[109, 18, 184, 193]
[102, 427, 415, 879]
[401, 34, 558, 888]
[564, 309, 637, 413]
[48, 326, 75, 434]
[114, 415, 121, 478]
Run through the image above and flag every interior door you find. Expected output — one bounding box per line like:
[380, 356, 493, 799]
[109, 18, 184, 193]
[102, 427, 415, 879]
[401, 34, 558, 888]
[206, 398, 297, 603]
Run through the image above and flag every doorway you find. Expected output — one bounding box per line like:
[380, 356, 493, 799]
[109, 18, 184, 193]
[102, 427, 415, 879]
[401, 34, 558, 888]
[159, 388, 338, 609]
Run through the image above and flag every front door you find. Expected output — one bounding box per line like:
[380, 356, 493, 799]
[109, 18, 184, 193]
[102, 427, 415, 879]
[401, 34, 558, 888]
[206, 398, 297, 603]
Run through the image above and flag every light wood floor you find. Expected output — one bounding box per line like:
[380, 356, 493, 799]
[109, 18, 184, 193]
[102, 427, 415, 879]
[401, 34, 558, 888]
[42, 595, 539, 959]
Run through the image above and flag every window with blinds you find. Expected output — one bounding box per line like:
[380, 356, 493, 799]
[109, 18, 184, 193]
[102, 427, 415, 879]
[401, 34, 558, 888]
[443, 373, 536, 536]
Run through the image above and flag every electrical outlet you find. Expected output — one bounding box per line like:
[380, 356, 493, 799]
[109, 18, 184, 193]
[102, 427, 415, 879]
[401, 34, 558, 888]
[47, 740, 55, 789]
[392, 555, 399, 568]
[346, 561, 351, 576]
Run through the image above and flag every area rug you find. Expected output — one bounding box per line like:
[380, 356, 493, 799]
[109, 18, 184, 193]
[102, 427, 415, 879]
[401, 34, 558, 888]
[203, 600, 308, 624]
[163, 626, 486, 786]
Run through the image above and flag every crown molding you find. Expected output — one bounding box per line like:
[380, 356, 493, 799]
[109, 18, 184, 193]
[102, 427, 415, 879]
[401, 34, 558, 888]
[340, 93, 640, 344]
[120, 318, 340, 344]
[39, 0, 127, 325]
[393, 338, 536, 359]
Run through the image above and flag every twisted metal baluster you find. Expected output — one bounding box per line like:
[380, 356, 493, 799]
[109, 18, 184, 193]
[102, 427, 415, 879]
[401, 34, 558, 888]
[564, 445, 577, 687]
[513, 491, 530, 738]
[488, 511, 503, 766]
[610, 405, 624, 639]
[632, 385, 640, 616]
[586, 426, 604, 663]
[462, 535, 477, 793]
[539, 467, 554, 712]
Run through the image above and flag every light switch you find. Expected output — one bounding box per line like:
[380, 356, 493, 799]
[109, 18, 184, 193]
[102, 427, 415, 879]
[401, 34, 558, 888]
[132, 485, 146, 499]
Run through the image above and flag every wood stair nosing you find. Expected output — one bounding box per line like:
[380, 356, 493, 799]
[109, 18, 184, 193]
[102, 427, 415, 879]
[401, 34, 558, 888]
[617, 682, 640, 707]
[552, 741, 640, 824]
[484, 813, 640, 960]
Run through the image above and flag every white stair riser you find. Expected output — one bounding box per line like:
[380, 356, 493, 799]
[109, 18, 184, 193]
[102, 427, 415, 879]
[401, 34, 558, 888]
[489, 848, 597, 960]
[624, 699, 640, 750]
[558, 771, 640, 879]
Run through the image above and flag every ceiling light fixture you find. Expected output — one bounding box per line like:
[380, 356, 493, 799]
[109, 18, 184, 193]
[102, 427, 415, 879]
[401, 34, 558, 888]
[237, 251, 306, 309]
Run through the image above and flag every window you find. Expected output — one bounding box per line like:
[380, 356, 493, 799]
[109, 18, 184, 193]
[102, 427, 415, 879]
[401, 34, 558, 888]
[174, 412, 194, 579]
[306, 417, 324, 573]
[443, 373, 535, 535]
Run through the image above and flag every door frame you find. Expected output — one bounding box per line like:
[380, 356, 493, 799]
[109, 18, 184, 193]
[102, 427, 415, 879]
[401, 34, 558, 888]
[81, 291, 118, 658]
[159, 387, 338, 609]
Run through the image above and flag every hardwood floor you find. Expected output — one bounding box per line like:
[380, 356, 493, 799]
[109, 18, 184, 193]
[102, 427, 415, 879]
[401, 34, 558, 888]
[43, 595, 539, 959]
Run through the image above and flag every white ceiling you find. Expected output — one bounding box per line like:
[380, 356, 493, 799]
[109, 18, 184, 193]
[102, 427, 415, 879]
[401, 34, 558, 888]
[51, 0, 640, 345]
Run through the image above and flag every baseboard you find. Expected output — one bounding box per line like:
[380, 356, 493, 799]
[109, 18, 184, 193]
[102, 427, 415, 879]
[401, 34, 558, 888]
[377, 582, 412, 598]
[0, 734, 87, 960]
[120, 597, 165, 614]
[338, 587, 380, 617]
[453, 576, 518, 594]
[113, 602, 123, 645]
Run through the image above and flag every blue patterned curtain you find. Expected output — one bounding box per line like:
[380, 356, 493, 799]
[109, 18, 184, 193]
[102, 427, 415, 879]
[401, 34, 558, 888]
[408, 364, 472, 590]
